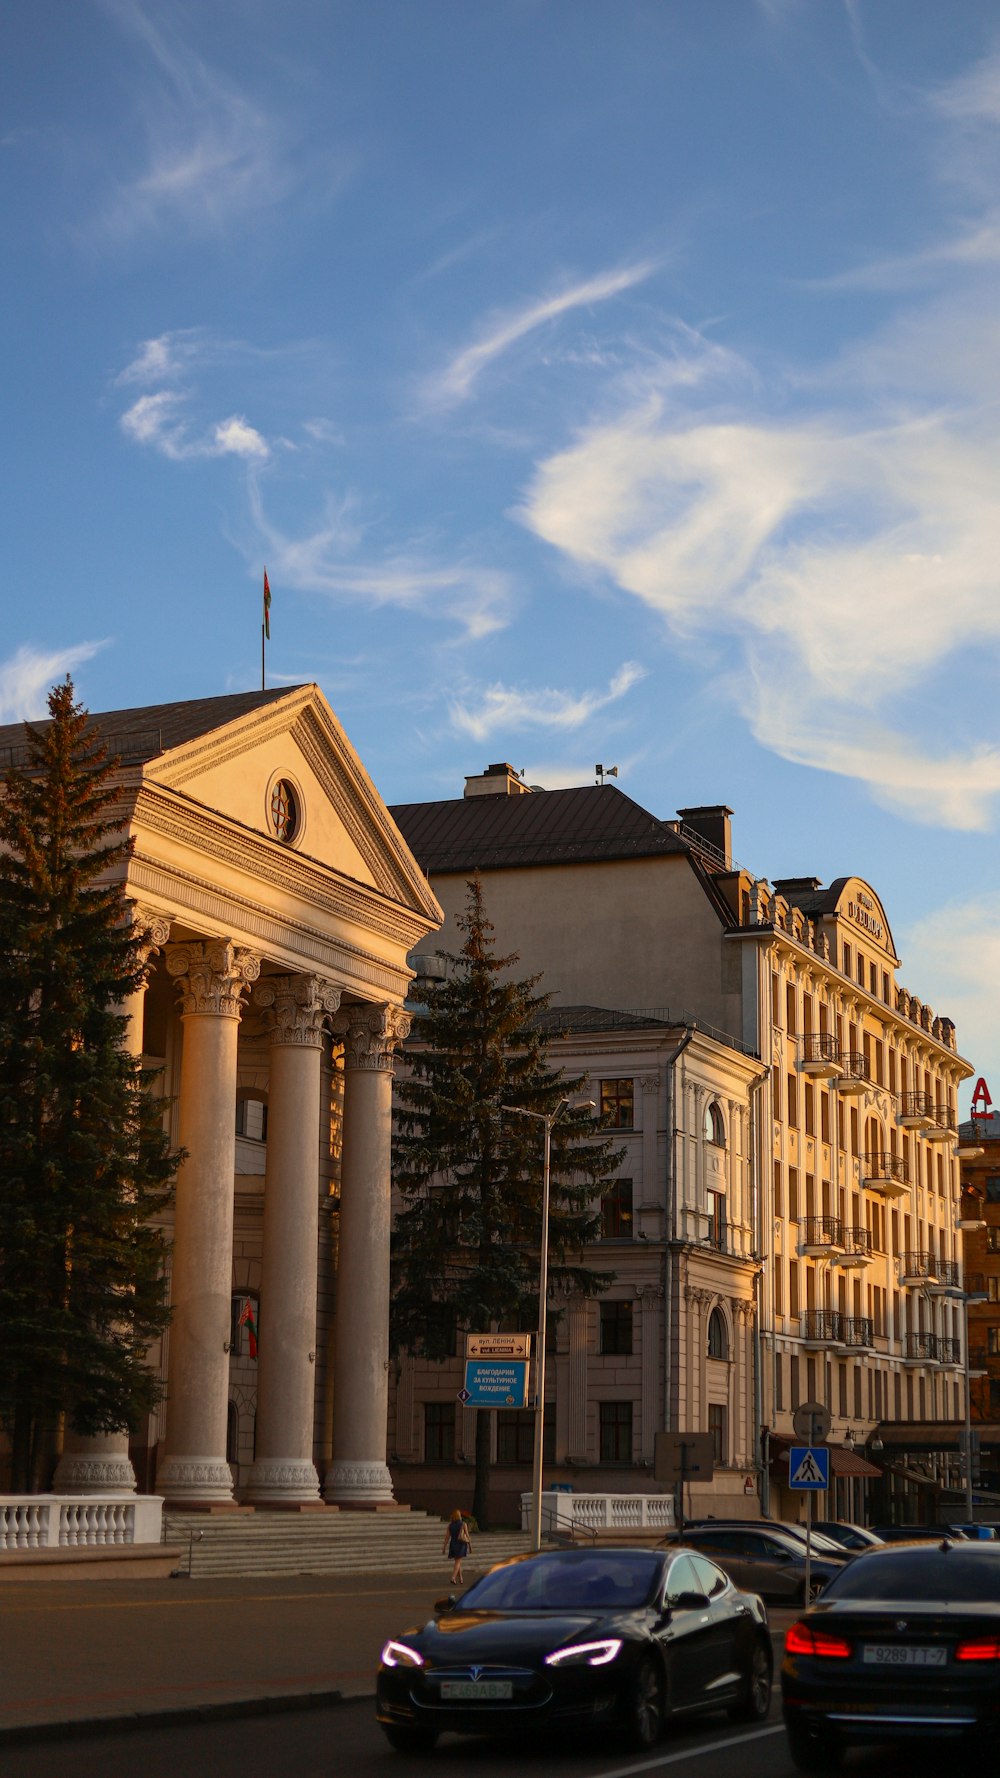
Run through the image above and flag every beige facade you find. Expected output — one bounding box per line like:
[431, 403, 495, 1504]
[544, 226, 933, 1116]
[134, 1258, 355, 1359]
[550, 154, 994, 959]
[391, 777, 974, 1521]
[8, 684, 442, 1507]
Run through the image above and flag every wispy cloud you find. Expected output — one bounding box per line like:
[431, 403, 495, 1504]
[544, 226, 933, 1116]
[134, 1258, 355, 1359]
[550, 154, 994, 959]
[120, 391, 268, 461]
[0, 642, 107, 723]
[904, 895, 1000, 1081]
[87, 0, 337, 244]
[422, 262, 657, 409]
[448, 662, 645, 742]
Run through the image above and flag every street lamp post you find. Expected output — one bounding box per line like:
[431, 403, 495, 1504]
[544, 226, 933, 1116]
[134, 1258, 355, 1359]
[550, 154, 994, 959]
[502, 1097, 595, 1552]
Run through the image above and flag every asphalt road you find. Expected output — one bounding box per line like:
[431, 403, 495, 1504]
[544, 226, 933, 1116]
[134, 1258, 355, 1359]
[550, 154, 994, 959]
[0, 1691, 956, 1778]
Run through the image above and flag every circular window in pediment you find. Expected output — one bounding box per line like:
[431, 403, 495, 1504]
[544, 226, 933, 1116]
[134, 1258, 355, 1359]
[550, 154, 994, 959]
[265, 773, 303, 845]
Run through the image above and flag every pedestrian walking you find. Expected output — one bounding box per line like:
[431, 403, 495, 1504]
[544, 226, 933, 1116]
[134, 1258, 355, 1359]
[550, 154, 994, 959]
[443, 1509, 472, 1585]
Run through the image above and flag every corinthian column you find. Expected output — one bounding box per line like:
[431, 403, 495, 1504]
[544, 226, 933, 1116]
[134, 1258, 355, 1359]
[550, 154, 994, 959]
[158, 940, 260, 1505]
[55, 905, 172, 1497]
[323, 1003, 410, 1506]
[246, 974, 341, 1506]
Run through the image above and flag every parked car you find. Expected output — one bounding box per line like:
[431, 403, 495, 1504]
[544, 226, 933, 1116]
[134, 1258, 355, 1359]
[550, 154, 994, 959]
[681, 1524, 846, 1603]
[781, 1539, 1000, 1768]
[812, 1521, 885, 1552]
[872, 1523, 991, 1542]
[375, 1544, 773, 1754]
[684, 1518, 850, 1560]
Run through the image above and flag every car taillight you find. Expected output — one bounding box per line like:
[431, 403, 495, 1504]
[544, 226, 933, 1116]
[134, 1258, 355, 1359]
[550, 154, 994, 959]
[785, 1621, 852, 1659]
[955, 1637, 1000, 1661]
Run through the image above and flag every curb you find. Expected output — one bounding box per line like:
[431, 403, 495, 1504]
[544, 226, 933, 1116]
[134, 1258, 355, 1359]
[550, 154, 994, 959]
[0, 1687, 356, 1748]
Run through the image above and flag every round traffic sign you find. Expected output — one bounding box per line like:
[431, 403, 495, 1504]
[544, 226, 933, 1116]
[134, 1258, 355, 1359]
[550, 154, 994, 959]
[792, 1400, 831, 1443]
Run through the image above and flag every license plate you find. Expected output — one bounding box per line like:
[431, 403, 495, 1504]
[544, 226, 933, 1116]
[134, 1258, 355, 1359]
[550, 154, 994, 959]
[862, 1645, 946, 1667]
[440, 1680, 513, 1700]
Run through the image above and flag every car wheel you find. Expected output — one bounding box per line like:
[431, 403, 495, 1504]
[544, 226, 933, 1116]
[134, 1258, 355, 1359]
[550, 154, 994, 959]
[381, 1725, 438, 1755]
[785, 1713, 842, 1772]
[621, 1654, 665, 1751]
[728, 1637, 773, 1723]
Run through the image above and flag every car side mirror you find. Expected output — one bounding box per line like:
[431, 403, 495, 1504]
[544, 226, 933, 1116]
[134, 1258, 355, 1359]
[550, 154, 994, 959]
[671, 1590, 711, 1611]
[434, 1594, 457, 1615]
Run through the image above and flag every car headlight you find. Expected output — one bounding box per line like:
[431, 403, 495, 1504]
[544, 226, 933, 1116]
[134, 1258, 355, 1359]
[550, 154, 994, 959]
[545, 1639, 623, 1667]
[381, 1639, 425, 1668]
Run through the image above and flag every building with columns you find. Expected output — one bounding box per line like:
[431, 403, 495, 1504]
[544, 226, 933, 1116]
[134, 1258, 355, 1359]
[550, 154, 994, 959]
[0, 685, 441, 1508]
[391, 768, 974, 1521]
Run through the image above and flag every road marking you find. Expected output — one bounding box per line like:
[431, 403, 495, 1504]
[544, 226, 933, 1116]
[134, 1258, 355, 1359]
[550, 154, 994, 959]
[590, 1722, 785, 1778]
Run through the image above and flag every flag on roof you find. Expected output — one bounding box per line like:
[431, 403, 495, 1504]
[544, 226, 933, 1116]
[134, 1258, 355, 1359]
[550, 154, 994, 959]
[263, 569, 271, 641]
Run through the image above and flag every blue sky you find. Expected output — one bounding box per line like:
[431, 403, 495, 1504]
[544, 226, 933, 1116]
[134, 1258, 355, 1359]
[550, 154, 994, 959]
[4, 0, 1000, 1104]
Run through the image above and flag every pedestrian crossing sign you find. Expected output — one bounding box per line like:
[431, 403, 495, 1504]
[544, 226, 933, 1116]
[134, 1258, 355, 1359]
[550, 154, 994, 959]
[788, 1444, 830, 1490]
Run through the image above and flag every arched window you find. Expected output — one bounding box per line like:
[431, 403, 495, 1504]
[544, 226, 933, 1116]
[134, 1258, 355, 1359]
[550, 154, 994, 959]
[707, 1307, 729, 1361]
[704, 1100, 726, 1146]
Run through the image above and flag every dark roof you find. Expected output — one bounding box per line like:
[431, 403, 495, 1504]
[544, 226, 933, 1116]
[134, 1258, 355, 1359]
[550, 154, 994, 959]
[532, 1005, 678, 1035]
[0, 686, 307, 769]
[960, 1114, 1000, 1143]
[388, 785, 689, 873]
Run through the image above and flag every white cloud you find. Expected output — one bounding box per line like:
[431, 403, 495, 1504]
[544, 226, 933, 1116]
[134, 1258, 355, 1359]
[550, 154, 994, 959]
[449, 662, 646, 743]
[423, 262, 657, 409]
[120, 390, 269, 462]
[904, 896, 1000, 1089]
[0, 642, 107, 724]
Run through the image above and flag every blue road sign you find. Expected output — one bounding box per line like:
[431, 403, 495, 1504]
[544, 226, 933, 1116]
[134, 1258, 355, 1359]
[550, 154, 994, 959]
[788, 1444, 830, 1490]
[462, 1359, 529, 1408]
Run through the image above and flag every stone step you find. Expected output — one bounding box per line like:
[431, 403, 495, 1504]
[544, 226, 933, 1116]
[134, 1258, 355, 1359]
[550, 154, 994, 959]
[162, 1510, 534, 1577]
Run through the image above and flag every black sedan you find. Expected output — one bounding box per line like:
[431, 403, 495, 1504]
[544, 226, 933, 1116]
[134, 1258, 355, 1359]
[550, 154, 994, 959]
[781, 1539, 1000, 1769]
[376, 1545, 772, 1754]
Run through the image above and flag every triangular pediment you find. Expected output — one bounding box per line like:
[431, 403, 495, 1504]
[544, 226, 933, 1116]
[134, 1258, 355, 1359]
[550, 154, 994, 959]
[142, 684, 440, 924]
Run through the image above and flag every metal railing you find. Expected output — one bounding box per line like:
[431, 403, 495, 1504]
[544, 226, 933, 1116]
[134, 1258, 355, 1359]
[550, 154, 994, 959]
[801, 1310, 840, 1343]
[834, 1314, 874, 1349]
[899, 1250, 937, 1282]
[863, 1151, 909, 1185]
[801, 1034, 840, 1066]
[932, 1258, 963, 1291]
[898, 1090, 934, 1121]
[799, 1215, 844, 1251]
[903, 1331, 938, 1362]
[840, 1226, 873, 1261]
[836, 1052, 870, 1083]
[936, 1337, 961, 1366]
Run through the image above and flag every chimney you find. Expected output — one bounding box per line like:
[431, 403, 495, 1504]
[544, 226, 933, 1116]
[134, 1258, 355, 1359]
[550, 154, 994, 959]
[464, 763, 533, 799]
[676, 805, 733, 866]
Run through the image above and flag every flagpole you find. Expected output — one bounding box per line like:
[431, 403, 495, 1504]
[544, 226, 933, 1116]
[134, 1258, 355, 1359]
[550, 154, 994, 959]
[261, 621, 265, 691]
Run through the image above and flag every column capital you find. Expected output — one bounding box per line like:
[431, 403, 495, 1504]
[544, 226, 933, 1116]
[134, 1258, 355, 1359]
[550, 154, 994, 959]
[128, 902, 172, 968]
[166, 939, 261, 1018]
[332, 1002, 411, 1071]
[639, 1073, 660, 1095]
[254, 974, 341, 1047]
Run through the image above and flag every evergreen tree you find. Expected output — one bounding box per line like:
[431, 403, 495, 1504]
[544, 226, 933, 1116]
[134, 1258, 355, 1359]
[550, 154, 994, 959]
[0, 680, 177, 1490]
[391, 877, 622, 1528]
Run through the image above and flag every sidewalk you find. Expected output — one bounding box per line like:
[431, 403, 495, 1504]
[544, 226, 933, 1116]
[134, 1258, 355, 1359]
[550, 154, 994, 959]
[0, 1569, 454, 1744]
[0, 1568, 799, 1747]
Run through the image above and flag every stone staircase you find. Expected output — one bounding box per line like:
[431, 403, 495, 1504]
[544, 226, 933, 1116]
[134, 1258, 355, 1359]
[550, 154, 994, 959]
[162, 1509, 534, 1579]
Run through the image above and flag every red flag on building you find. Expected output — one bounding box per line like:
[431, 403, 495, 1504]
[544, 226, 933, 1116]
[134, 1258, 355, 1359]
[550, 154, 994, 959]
[237, 1296, 258, 1359]
[263, 569, 272, 641]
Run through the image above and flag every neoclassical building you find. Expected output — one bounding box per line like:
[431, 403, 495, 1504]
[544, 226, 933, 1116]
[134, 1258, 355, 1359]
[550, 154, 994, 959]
[391, 767, 974, 1521]
[0, 685, 441, 1508]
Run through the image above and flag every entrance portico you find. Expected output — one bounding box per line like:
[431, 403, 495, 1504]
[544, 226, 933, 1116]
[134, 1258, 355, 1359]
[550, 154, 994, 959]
[34, 684, 441, 1509]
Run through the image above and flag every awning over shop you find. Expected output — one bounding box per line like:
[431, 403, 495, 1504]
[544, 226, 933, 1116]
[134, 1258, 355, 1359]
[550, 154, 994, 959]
[769, 1435, 881, 1479]
[872, 1421, 1000, 1455]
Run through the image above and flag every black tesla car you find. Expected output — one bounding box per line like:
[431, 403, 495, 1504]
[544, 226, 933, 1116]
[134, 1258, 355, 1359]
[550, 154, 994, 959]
[781, 1539, 1000, 1769]
[376, 1544, 772, 1754]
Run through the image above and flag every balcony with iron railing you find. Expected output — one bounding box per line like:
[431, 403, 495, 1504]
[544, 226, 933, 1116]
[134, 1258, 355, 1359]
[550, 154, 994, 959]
[963, 1273, 989, 1301]
[903, 1330, 939, 1363]
[801, 1309, 842, 1348]
[837, 1226, 873, 1267]
[969, 1346, 990, 1376]
[835, 1313, 875, 1350]
[925, 1107, 958, 1144]
[926, 1258, 963, 1296]
[899, 1250, 938, 1287]
[897, 1090, 935, 1129]
[862, 1150, 909, 1200]
[935, 1336, 962, 1367]
[957, 1192, 987, 1231]
[800, 1034, 841, 1079]
[834, 1051, 870, 1094]
[798, 1215, 845, 1258]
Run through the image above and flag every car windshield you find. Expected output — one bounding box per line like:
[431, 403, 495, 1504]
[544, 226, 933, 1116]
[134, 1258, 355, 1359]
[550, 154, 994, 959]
[458, 1551, 662, 1611]
[823, 1548, 1000, 1604]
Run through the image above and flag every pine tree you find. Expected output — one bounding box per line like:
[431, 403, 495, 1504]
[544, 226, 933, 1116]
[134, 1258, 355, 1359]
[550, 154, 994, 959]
[391, 877, 622, 1528]
[0, 680, 177, 1491]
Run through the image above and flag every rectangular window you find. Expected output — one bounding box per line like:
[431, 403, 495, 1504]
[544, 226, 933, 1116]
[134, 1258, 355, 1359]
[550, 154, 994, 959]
[771, 971, 781, 1027]
[775, 1355, 784, 1412]
[599, 1401, 633, 1463]
[842, 941, 852, 978]
[985, 1177, 1000, 1204]
[601, 1177, 634, 1239]
[788, 1166, 799, 1222]
[600, 1078, 634, 1128]
[804, 1082, 815, 1136]
[988, 1328, 1000, 1357]
[772, 1065, 782, 1120]
[496, 1406, 555, 1465]
[786, 982, 797, 1034]
[235, 1097, 267, 1140]
[789, 1263, 799, 1319]
[418, 1303, 458, 1358]
[857, 951, 865, 986]
[773, 1160, 783, 1219]
[707, 1191, 727, 1250]
[988, 1228, 1000, 1253]
[708, 1403, 727, 1467]
[820, 1092, 831, 1144]
[424, 1402, 455, 1463]
[787, 1072, 798, 1127]
[870, 961, 878, 996]
[988, 1277, 1000, 1302]
[882, 970, 891, 1004]
[850, 1106, 859, 1153]
[599, 1300, 633, 1356]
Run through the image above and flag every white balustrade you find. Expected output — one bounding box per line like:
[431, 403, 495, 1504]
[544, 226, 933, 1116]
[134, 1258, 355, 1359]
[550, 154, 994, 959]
[521, 1491, 676, 1536]
[0, 1495, 163, 1551]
